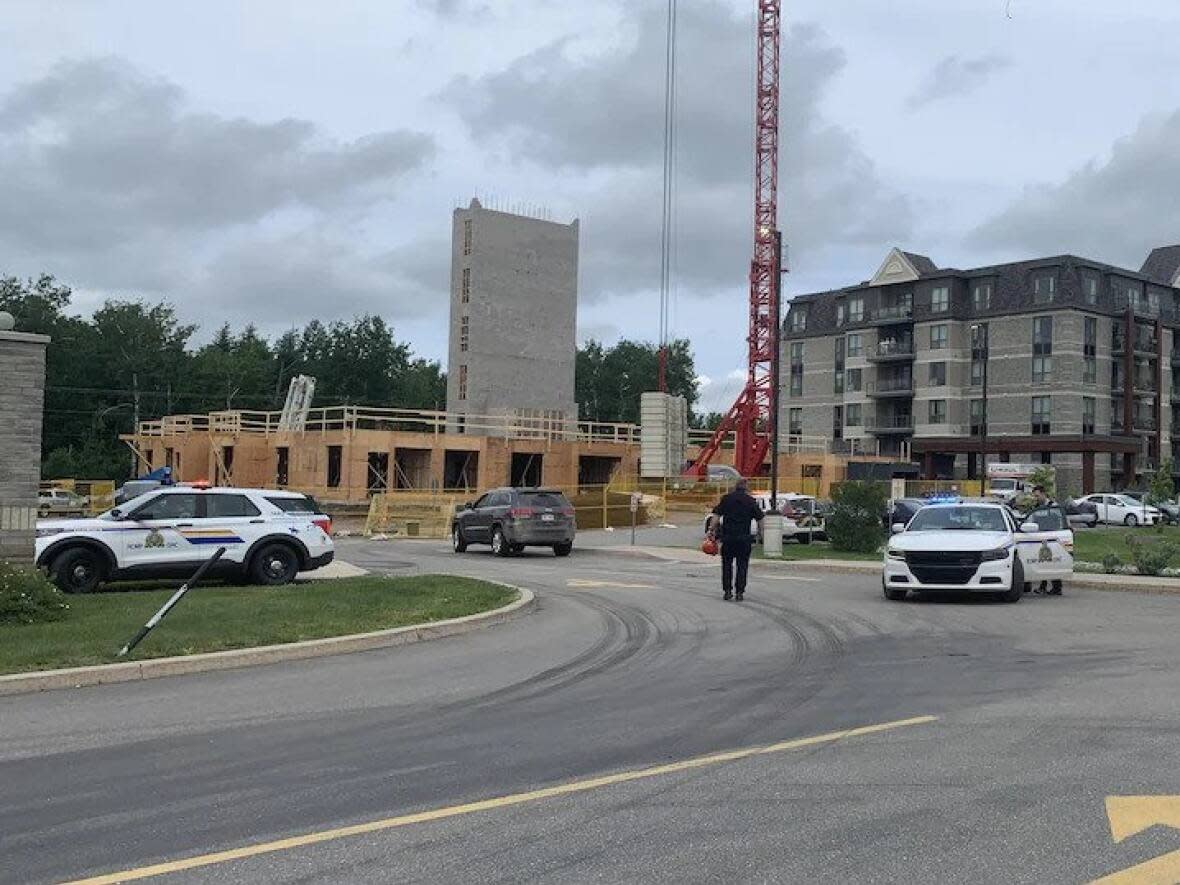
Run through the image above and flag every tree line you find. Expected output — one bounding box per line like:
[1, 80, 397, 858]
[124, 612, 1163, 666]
[2, 274, 704, 480]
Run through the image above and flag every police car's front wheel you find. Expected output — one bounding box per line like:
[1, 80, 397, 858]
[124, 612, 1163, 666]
[50, 547, 104, 594]
[250, 543, 300, 586]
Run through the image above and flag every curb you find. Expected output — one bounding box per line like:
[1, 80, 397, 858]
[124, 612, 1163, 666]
[0, 583, 535, 698]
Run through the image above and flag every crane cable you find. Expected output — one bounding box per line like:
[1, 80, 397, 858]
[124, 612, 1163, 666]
[658, 0, 679, 385]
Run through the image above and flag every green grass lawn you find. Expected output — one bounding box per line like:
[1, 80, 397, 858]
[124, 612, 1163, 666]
[0, 575, 516, 676]
[752, 540, 882, 562]
[1073, 525, 1180, 563]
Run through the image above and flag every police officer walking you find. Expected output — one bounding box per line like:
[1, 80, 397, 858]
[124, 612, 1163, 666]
[708, 478, 765, 601]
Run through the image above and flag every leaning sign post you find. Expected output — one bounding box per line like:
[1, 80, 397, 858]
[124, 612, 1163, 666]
[630, 492, 641, 546]
[117, 547, 227, 657]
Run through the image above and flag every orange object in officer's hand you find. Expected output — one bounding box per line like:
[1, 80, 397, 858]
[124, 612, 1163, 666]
[701, 536, 719, 556]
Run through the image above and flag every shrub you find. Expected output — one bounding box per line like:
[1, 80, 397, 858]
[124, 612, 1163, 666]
[0, 562, 70, 625]
[1101, 553, 1122, 574]
[827, 481, 888, 553]
[1125, 536, 1177, 577]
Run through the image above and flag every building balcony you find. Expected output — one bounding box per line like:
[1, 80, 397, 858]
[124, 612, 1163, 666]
[1112, 336, 1159, 355]
[865, 414, 914, 434]
[1114, 292, 1160, 318]
[866, 378, 914, 398]
[869, 304, 914, 324]
[867, 339, 915, 362]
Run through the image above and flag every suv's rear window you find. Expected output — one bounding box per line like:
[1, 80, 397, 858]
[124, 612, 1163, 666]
[266, 495, 318, 514]
[518, 492, 569, 508]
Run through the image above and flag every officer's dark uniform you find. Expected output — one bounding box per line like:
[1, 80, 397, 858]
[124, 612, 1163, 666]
[711, 488, 765, 600]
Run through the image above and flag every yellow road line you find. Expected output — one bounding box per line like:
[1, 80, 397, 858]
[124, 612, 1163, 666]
[64, 715, 937, 885]
[1091, 848, 1180, 884]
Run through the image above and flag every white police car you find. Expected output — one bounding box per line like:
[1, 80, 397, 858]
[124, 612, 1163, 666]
[35, 486, 335, 593]
[883, 501, 1073, 603]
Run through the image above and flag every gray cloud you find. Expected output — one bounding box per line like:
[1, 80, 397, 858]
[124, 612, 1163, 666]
[969, 110, 1180, 265]
[443, 5, 911, 302]
[906, 54, 1011, 110]
[0, 56, 436, 323]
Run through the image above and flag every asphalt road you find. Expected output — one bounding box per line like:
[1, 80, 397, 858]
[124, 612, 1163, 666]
[2, 536, 1179, 884]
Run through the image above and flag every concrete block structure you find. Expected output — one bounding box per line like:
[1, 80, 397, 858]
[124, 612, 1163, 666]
[0, 329, 50, 563]
[782, 246, 1180, 495]
[446, 198, 579, 435]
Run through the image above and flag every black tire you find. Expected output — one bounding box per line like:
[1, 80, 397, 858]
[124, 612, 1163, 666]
[883, 579, 907, 601]
[554, 542, 573, 557]
[250, 543, 301, 586]
[1003, 559, 1025, 603]
[1125, 513, 1138, 527]
[796, 534, 812, 545]
[1050, 579, 1063, 595]
[452, 525, 467, 553]
[510, 543, 525, 554]
[50, 547, 105, 594]
[491, 526, 511, 557]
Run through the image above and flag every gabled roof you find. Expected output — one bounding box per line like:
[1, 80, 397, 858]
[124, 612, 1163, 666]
[901, 251, 938, 275]
[1141, 245, 1180, 287]
[870, 247, 939, 286]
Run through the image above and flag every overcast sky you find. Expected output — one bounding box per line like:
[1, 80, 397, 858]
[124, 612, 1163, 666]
[3, 0, 1180, 413]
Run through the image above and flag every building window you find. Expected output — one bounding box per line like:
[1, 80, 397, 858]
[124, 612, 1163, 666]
[929, 361, 946, 386]
[928, 399, 947, 424]
[1033, 273, 1057, 305]
[1031, 396, 1051, 435]
[845, 403, 862, 427]
[972, 281, 992, 311]
[833, 406, 843, 440]
[461, 267, 471, 304]
[276, 446, 289, 487]
[1083, 397, 1096, 435]
[788, 306, 808, 332]
[1032, 316, 1053, 382]
[327, 445, 342, 488]
[846, 368, 862, 392]
[1082, 272, 1099, 305]
[459, 315, 469, 352]
[969, 359, 982, 386]
[846, 333, 863, 358]
[836, 301, 846, 326]
[463, 218, 472, 255]
[788, 408, 802, 435]
[848, 295, 864, 323]
[930, 286, 949, 313]
[789, 341, 804, 397]
[970, 398, 985, 435]
[1083, 316, 1097, 383]
[458, 364, 468, 400]
[929, 324, 948, 350]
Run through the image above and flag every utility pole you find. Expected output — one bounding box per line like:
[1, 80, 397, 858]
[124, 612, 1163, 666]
[131, 371, 140, 478]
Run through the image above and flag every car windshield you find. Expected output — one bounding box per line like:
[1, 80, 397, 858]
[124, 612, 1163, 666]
[907, 506, 1008, 533]
[990, 479, 1017, 490]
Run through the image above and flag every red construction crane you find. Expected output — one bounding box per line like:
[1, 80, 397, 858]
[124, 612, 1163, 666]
[687, 0, 782, 477]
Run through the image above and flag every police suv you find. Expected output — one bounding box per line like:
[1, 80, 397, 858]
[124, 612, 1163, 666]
[35, 486, 335, 593]
[883, 500, 1073, 603]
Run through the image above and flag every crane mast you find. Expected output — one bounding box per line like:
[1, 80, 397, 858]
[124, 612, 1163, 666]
[688, 0, 781, 477]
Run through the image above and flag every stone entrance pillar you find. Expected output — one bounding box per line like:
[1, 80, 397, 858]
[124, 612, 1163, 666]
[0, 318, 50, 564]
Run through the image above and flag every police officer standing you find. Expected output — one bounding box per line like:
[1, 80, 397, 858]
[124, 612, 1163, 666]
[708, 478, 765, 601]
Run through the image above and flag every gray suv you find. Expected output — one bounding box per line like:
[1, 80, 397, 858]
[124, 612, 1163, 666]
[452, 488, 576, 557]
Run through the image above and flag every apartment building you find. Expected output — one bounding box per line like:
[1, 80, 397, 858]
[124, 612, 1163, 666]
[781, 246, 1180, 495]
[446, 198, 579, 435]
